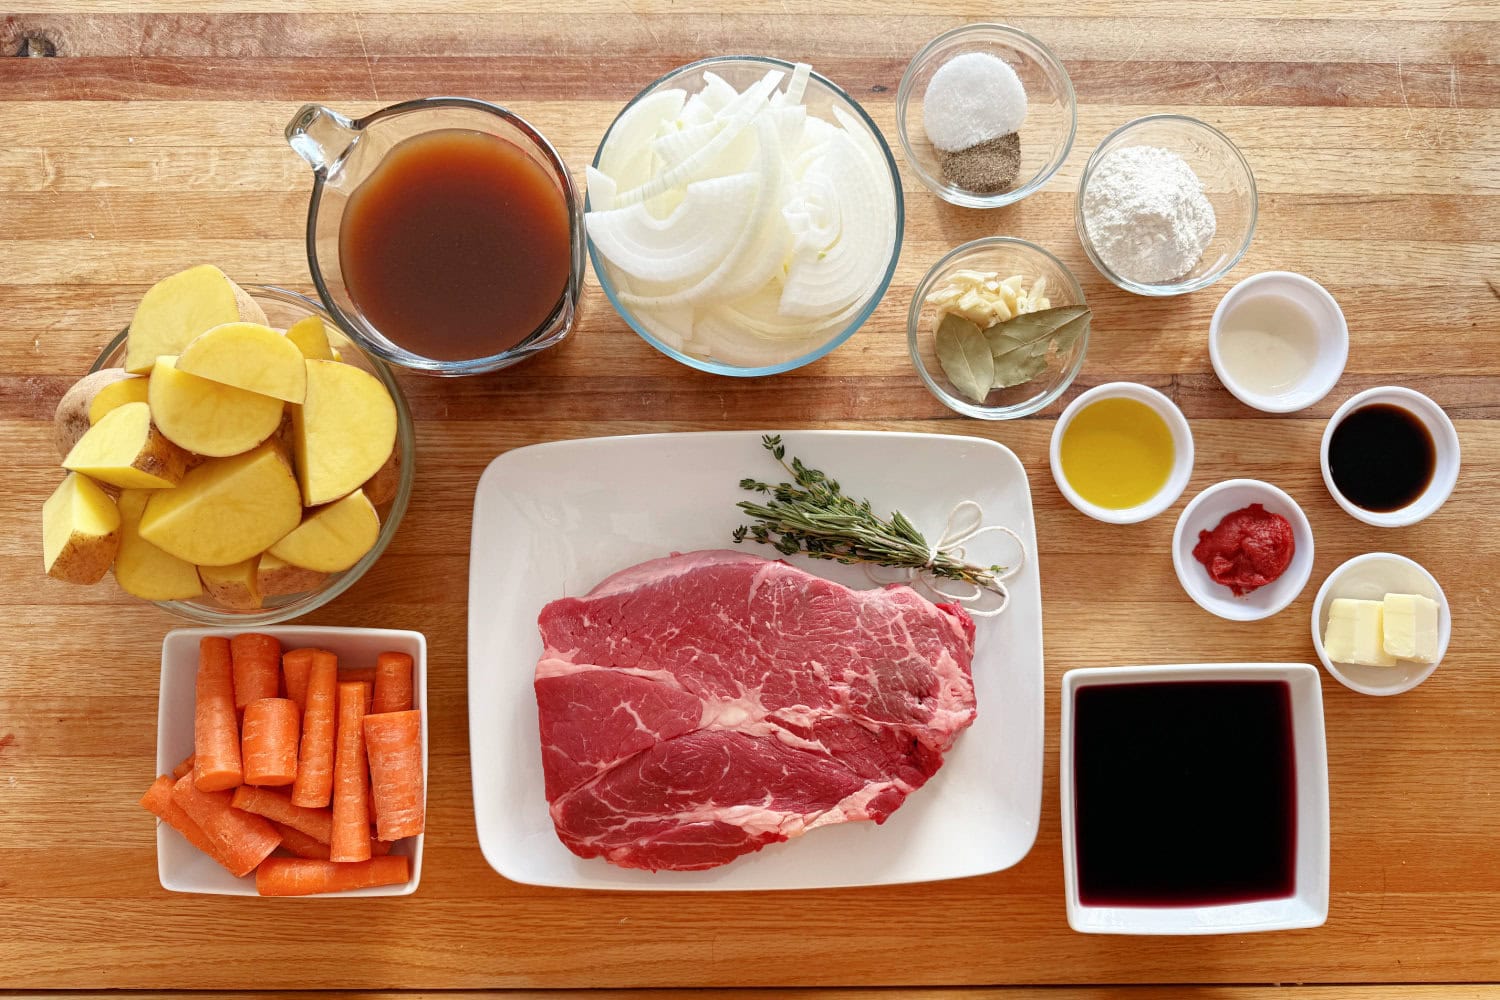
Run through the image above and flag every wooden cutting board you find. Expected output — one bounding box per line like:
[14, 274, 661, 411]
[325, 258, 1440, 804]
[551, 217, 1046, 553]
[2, 0, 1498, 992]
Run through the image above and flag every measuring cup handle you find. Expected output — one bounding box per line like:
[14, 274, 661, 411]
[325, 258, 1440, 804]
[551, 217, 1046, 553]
[286, 104, 359, 175]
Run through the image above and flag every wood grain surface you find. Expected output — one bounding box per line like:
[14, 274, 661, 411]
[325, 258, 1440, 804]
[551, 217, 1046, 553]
[2, 0, 1498, 992]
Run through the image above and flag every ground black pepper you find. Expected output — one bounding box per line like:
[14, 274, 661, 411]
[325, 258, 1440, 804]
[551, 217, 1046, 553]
[940, 132, 1021, 194]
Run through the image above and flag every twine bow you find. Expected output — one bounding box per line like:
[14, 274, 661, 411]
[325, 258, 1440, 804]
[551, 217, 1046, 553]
[866, 500, 1026, 618]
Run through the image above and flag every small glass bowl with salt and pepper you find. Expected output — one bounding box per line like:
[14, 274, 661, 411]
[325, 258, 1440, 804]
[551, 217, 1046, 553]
[1076, 114, 1257, 296]
[897, 24, 1077, 209]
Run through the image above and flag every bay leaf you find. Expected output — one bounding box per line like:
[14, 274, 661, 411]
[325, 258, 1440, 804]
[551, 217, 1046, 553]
[1049, 312, 1090, 354]
[994, 351, 1049, 388]
[935, 314, 995, 404]
[986, 305, 1091, 350]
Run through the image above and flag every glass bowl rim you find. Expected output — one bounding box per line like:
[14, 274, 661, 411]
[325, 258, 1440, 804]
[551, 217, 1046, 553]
[585, 54, 906, 378]
[1074, 113, 1259, 297]
[907, 235, 1090, 421]
[895, 22, 1079, 210]
[89, 283, 416, 625]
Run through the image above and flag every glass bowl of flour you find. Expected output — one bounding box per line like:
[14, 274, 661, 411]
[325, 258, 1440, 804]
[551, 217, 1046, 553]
[1076, 115, 1257, 296]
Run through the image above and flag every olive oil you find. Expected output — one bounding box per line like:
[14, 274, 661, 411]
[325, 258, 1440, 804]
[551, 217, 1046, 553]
[1059, 397, 1175, 509]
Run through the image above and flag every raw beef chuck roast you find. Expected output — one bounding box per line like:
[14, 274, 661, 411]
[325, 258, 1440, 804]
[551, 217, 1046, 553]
[534, 549, 978, 872]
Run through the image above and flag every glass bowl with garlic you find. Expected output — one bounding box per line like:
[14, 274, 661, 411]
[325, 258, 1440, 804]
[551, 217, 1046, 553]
[908, 236, 1089, 419]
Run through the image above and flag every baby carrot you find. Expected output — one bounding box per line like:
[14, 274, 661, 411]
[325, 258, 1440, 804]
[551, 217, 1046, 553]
[369, 835, 393, 856]
[281, 648, 314, 712]
[363, 710, 424, 841]
[230, 785, 333, 843]
[330, 681, 371, 862]
[230, 633, 282, 712]
[255, 855, 410, 897]
[169, 774, 281, 877]
[193, 636, 243, 792]
[290, 653, 338, 808]
[340, 666, 376, 685]
[140, 774, 223, 865]
[241, 697, 300, 786]
[371, 652, 414, 714]
[171, 753, 196, 780]
[270, 821, 331, 860]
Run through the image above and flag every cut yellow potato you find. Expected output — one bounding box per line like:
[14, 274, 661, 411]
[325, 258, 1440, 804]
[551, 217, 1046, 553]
[285, 316, 338, 361]
[361, 449, 402, 506]
[62, 401, 189, 489]
[293, 360, 397, 506]
[113, 489, 202, 601]
[124, 265, 267, 374]
[148, 355, 285, 457]
[53, 369, 138, 459]
[198, 557, 262, 611]
[177, 322, 308, 403]
[139, 440, 303, 565]
[256, 551, 330, 597]
[42, 473, 120, 585]
[90, 374, 151, 425]
[268, 489, 380, 573]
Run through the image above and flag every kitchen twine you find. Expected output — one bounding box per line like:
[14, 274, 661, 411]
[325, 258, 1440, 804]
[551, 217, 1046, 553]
[866, 500, 1025, 618]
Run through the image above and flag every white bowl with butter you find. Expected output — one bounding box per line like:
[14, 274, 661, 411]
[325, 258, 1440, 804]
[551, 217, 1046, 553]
[1311, 553, 1450, 696]
[1209, 272, 1348, 413]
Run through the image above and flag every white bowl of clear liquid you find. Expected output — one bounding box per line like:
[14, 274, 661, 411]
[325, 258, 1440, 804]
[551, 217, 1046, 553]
[1208, 272, 1349, 414]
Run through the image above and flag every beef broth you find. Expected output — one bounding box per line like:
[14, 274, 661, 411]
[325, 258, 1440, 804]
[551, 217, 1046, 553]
[338, 128, 571, 361]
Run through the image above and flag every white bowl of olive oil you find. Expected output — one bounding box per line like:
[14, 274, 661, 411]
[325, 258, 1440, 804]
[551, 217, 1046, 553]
[1050, 382, 1194, 524]
[1209, 271, 1348, 414]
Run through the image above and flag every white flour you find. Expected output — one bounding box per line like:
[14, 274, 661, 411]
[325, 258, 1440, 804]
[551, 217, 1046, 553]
[1082, 145, 1216, 284]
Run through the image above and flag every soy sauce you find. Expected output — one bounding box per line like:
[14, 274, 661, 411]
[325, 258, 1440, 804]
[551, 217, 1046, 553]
[1328, 403, 1436, 512]
[1072, 681, 1297, 907]
[339, 128, 572, 362]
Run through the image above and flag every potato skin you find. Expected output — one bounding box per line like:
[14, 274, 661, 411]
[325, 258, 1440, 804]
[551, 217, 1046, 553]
[47, 526, 120, 585]
[361, 449, 402, 506]
[256, 556, 329, 597]
[54, 369, 133, 459]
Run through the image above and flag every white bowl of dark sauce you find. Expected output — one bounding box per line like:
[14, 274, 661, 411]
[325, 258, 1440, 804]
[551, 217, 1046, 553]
[1061, 663, 1330, 935]
[1321, 386, 1460, 528]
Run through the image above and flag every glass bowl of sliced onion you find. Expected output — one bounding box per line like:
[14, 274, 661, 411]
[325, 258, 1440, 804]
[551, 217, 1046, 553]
[585, 56, 905, 377]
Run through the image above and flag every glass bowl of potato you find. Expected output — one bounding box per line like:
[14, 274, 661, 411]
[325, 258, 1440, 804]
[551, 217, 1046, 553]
[70, 280, 414, 625]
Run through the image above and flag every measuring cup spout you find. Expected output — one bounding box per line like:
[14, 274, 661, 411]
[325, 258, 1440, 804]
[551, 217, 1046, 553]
[286, 104, 359, 175]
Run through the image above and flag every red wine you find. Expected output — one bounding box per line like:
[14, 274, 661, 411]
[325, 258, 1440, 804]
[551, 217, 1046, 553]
[1327, 403, 1436, 513]
[1072, 680, 1297, 907]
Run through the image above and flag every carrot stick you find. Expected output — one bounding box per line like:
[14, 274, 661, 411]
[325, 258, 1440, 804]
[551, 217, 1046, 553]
[290, 653, 338, 808]
[369, 835, 393, 856]
[330, 682, 372, 862]
[270, 821, 331, 860]
[230, 633, 282, 712]
[281, 648, 317, 713]
[255, 855, 410, 896]
[193, 636, 243, 792]
[241, 697, 300, 786]
[171, 753, 196, 780]
[169, 774, 280, 877]
[363, 710, 425, 840]
[366, 772, 378, 826]
[230, 785, 333, 843]
[340, 666, 376, 685]
[140, 775, 224, 864]
[372, 652, 414, 714]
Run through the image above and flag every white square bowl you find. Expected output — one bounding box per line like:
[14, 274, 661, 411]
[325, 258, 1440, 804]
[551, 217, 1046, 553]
[155, 626, 427, 897]
[1060, 662, 1329, 934]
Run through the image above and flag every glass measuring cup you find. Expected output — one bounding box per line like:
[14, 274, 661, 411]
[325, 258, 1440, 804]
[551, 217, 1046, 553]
[286, 98, 585, 376]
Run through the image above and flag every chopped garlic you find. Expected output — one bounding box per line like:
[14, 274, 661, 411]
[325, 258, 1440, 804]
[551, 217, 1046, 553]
[927, 270, 1051, 331]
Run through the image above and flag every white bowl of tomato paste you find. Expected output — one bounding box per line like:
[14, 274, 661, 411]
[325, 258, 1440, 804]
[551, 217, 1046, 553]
[1171, 479, 1314, 622]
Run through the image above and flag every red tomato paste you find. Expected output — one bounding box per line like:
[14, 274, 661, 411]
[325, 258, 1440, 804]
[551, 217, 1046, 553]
[1191, 503, 1295, 597]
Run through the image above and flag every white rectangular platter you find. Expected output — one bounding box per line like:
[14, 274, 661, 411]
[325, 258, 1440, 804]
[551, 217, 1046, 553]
[467, 430, 1043, 890]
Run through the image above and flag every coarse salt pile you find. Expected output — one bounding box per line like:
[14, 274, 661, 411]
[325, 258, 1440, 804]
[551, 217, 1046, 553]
[922, 52, 1028, 194]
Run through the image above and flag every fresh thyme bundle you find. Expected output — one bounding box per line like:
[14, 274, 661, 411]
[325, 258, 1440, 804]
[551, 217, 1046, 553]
[731, 435, 1010, 595]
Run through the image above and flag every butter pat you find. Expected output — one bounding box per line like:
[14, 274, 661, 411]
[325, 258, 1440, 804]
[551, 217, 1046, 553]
[1324, 598, 1397, 666]
[1383, 593, 1440, 663]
